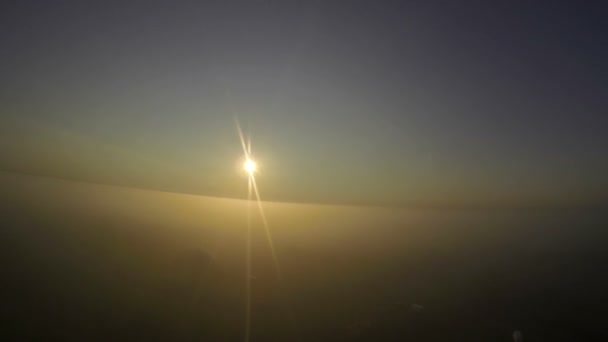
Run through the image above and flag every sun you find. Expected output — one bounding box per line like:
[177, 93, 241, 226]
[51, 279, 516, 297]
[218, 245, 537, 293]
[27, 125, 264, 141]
[244, 159, 257, 174]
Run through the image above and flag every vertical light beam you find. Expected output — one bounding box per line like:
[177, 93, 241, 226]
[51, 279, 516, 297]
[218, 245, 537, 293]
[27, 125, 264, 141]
[244, 172, 252, 342]
[235, 117, 287, 342]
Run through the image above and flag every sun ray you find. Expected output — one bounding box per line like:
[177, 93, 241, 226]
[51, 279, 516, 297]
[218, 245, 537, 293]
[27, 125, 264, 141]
[236, 117, 283, 280]
[235, 117, 291, 341]
[235, 117, 253, 342]
[247, 133, 251, 156]
[250, 173, 283, 280]
[244, 173, 252, 342]
[235, 118, 283, 279]
[235, 117, 250, 159]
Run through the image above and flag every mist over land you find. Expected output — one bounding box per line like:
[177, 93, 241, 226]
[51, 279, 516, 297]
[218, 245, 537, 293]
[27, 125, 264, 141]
[2, 1, 608, 340]
[2, 172, 607, 341]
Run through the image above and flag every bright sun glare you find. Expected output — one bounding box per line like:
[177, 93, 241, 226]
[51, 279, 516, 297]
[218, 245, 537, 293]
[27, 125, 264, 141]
[244, 159, 257, 174]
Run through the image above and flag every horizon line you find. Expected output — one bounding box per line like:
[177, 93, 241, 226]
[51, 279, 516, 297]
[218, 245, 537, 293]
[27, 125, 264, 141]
[1, 169, 606, 211]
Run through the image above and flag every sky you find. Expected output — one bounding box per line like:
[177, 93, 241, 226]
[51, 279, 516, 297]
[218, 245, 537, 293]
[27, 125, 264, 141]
[1, 1, 607, 208]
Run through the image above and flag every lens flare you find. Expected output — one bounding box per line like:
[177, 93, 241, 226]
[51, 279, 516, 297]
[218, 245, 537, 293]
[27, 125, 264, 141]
[244, 159, 257, 174]
[235, 117, 290, 342]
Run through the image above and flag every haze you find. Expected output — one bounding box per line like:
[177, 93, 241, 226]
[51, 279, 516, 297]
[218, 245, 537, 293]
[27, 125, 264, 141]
[1, 1, 606, 207]
[2, 1, 608, 341]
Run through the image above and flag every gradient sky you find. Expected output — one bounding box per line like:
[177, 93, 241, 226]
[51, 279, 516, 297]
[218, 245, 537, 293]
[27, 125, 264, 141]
[1, 1, 607, 207]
